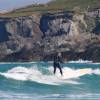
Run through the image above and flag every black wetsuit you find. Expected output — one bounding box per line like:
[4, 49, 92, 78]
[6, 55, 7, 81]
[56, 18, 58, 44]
[53, 55, 63, 76]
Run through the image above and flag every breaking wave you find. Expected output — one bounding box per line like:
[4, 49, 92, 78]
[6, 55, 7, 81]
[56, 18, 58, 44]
[0, 65, 100, 85]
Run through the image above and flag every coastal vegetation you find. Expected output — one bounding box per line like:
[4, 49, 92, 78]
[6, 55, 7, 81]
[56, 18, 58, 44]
[0, 0, 100, 18]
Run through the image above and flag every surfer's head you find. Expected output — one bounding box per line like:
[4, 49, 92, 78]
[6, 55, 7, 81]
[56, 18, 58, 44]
[58, 52, 62, 57]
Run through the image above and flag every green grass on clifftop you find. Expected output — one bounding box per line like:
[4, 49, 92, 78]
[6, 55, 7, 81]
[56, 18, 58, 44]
[0, 0, 100, 18]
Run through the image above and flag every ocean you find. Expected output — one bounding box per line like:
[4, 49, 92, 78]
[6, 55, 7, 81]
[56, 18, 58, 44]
[0, 61, 100, 100]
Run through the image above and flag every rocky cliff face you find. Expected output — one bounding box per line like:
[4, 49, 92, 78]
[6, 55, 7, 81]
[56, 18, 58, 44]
[0, 9, 100, 62]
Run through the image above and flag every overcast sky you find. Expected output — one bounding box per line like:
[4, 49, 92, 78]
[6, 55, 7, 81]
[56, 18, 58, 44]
[0, 0, 51, 12]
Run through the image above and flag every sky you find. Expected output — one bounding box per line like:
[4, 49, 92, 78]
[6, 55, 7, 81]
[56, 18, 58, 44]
[0, 0, 51, 12]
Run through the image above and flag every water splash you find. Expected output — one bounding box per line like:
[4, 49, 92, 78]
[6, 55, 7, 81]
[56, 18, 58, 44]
[0, 66, 100, 85]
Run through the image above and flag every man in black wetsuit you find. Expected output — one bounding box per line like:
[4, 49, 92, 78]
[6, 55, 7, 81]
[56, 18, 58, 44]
[53, 52, 63, 76]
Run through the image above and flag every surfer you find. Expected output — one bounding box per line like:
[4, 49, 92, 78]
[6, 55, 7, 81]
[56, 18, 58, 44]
[53, 52, 63, 76]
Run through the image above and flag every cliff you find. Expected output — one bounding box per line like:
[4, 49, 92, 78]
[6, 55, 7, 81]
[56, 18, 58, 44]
[0, 9, 100, 62]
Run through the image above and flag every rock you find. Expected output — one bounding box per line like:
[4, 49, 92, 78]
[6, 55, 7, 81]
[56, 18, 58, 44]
[0, 10, 100, 62]
[40, 12, 73, 37]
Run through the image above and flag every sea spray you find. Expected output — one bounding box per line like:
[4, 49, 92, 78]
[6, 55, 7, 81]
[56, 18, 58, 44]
[0, 65, 100, 85]
[0, 62, 100, 100]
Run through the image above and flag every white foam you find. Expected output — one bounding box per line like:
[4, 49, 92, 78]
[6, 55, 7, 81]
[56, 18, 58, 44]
[0, 62, 36, 64]
[0, 66, 100, 85]
[48, 67, 93, 79]
[68, 59, 92, 63]
[68, 60, 100, 65]
[0, 66, 60, 85]
[93, 69, 100, 75]
[90, 62, 100, 65]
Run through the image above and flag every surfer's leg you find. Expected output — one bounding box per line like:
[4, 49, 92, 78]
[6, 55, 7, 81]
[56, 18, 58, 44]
[59, 68, 63, 76]
[53, 64, 56, 74]
[54, 67, 56, 74]
[58, 64, 63, 76]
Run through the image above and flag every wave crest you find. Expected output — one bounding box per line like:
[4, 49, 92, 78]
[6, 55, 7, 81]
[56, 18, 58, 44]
[0, 66, 100, 85]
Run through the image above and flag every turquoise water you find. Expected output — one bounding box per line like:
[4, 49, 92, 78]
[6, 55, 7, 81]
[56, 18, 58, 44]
[0, 61, 100, 100]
